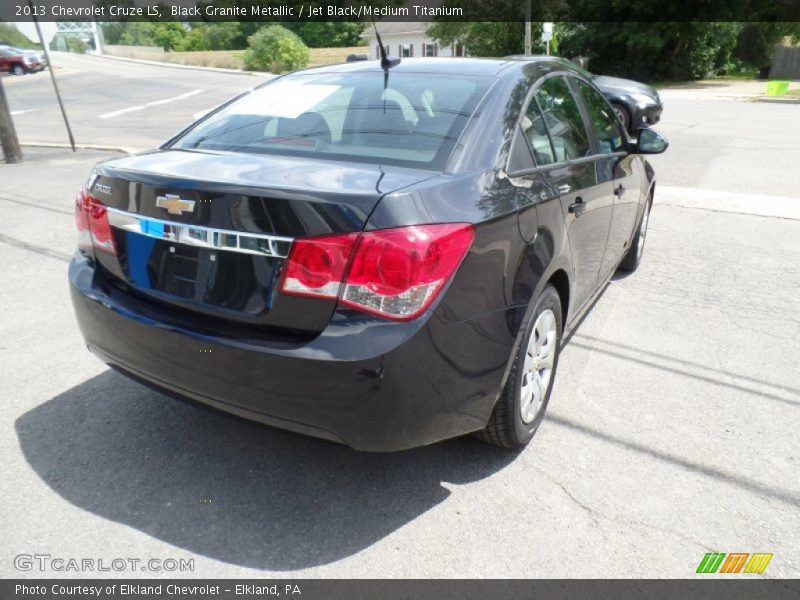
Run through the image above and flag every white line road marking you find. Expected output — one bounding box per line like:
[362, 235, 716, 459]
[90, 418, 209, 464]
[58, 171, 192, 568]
[99, 89, 205, 120]
[10, 109, 40, 116]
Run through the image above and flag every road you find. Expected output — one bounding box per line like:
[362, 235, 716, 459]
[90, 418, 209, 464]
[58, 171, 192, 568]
[1, 52, 268, 150]
[1, 54, 799, 579]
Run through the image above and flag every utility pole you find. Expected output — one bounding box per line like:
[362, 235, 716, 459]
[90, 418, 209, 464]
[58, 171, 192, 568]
[524, 0, 531, 56]
[29, 0, 76, 152]
[0, 79, 23, 164]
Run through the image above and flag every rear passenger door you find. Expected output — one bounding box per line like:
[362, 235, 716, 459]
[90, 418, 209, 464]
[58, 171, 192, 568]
[531, 75, 615, 314]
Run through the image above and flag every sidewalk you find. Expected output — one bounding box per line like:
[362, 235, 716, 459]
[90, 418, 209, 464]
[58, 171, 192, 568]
[659, 78, 800, 102]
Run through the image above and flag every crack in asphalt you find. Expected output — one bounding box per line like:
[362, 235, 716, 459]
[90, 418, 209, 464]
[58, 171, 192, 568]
[530, 465, 715, 552]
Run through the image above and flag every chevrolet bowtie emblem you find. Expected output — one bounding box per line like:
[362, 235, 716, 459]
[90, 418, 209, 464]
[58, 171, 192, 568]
[156, 194, 196, 215]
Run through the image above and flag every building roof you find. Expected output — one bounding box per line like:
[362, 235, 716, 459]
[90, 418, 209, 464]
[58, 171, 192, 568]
[360, 22, 428, 39]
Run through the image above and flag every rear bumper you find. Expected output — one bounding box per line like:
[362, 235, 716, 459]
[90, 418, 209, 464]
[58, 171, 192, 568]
[69, 255, 515, 451]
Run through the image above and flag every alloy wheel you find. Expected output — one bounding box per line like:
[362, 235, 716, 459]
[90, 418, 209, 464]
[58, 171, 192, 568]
[636, 202, 651, 260]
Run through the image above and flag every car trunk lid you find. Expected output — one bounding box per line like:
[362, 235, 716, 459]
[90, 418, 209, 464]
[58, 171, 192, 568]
[88, 149, 436, 337]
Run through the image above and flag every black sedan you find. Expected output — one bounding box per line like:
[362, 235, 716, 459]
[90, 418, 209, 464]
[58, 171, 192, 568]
[69, 56, 667, 451]
[592, 73, 663, 133]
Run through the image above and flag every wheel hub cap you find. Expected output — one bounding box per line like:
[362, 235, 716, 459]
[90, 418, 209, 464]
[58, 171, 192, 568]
[520, 309, 557, 424]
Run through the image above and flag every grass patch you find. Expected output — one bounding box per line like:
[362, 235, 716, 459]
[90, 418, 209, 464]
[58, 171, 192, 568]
[109, 46, 368, 72]
[0, 23, 42, 49]
[308, 46, 367, 66]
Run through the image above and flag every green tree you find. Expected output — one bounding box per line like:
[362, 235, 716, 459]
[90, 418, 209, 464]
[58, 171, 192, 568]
[558, 22, 741, 81]
[286, 22, 366, 48]
[179, 23, 244, 51]
[733, 23, 800, 69]
[427, 22, 556, 57]
[65, 37, 89, 54]
[119, 23, 188, 51]
[150, 23, 189, 52]
[242, 25, 309, 73]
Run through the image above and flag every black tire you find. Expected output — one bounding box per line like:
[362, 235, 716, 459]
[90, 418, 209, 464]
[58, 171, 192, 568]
[475, 285, 563, 448]
[11, 64, 25, 76]
[619, 195, 652, 272]
[611, 102, 631, 132]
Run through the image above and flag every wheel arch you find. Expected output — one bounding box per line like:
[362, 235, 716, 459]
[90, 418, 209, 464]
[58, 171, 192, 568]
[545, 268, 570, 330]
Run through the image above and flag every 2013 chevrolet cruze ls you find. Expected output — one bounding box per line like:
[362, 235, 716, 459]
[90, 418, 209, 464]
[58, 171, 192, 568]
[69, 56, 668, 451]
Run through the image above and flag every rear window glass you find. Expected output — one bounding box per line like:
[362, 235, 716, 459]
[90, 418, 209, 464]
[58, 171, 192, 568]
[172, 71, 490, 170]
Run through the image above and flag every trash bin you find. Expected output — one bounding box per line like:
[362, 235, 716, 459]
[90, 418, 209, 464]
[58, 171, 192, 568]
[766, 81, 789, 97]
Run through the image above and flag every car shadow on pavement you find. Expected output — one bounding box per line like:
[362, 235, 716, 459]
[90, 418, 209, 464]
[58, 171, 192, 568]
[16, 370, 518, 570]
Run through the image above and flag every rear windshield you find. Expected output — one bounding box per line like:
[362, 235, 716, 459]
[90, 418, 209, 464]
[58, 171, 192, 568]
[171, 71, 491, 170]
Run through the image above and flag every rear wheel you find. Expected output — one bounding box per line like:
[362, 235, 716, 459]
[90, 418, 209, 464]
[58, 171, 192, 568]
[11, 64, 25, 76]
[475, 285, 562, 448]
[612, 102, 630, 132]
[619, 195, 652, 272]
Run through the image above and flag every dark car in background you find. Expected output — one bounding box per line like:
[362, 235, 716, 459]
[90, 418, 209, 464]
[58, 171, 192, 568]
[0, 46, 44, 75]
[591, 73, 662, 132]
[511, 57, 663, 133]
[69, 56, 668, 451]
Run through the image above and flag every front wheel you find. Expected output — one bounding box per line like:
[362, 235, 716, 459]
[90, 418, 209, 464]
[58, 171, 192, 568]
[475, 285, 563, 448]
[611, 102, 631, 132]
[619, 196, 652, 272]
[11, 65, 25, 76]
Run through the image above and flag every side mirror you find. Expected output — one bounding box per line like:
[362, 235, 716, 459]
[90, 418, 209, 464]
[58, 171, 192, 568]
[633, 127, 669, 154]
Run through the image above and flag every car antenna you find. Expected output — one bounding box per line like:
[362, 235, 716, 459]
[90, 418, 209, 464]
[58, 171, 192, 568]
[371, 17, 400, 113]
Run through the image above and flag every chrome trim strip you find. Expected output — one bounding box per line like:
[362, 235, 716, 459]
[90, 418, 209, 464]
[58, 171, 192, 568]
[106, 208, 293, 258]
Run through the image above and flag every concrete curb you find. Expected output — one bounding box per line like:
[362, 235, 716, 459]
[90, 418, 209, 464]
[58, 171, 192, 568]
[753, 96, 800, 105]
[20, 142, 141, 154]
[90, 53, 273, 78]
[658, 185, 800, 221]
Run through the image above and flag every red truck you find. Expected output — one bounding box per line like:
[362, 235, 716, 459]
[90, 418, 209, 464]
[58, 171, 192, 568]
[0, 46, 45, 76]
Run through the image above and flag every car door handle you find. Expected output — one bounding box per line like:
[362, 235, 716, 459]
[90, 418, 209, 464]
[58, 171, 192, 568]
[614, 184, 626, 197]
[568, 197, 587, 215]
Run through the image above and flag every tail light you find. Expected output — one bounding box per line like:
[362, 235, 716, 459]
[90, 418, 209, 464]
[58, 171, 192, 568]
[280, 223, 474, 321]
[75, 186, 117, 256]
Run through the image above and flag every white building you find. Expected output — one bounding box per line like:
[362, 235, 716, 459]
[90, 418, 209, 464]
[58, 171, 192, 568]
[360, 22, 465, 60]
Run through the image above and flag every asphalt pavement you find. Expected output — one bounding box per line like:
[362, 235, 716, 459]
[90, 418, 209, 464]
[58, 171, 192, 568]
[1, 52, 268, 151]
[0, 53, 798, 579]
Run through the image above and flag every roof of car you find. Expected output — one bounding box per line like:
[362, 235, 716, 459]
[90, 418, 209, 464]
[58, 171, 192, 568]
[295, 56, 583, 79]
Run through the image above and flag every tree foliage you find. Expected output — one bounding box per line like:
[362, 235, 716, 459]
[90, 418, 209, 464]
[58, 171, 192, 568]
[427, 21, 565, 58]
[242, 25, 309, 73]
[181, 23, 244, 51]
[557, 22, 797, 81]
[428, 20, 800, 82]
[286, 22, 366, 48]
[116, 22, 189, 51]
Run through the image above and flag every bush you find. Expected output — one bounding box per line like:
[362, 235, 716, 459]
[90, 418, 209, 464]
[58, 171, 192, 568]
[66, 37, 89, 54]
[242, 25, 309, 73]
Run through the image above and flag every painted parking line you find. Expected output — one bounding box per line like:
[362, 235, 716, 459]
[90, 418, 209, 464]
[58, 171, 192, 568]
[99, 89, 205, 120]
